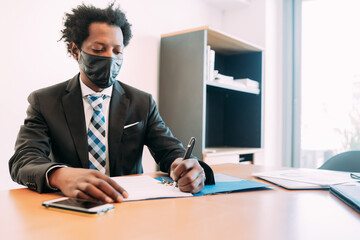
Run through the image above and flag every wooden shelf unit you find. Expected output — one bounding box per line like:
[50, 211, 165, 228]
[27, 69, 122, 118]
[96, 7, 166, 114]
[159, 26, 264, 163]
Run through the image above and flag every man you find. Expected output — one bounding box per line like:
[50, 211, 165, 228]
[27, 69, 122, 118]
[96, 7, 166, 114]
[9, 3, 214, 203]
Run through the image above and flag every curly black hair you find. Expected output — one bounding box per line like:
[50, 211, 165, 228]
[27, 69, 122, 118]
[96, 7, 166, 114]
[60, 2, 132, 55]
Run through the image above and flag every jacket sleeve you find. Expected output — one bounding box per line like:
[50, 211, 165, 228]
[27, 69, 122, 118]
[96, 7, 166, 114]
[9, 92, 62, 193]
[144, 95, 215, 185]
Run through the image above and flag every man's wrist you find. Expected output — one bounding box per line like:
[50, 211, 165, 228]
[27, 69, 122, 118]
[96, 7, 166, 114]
[46, 165, 68, 190]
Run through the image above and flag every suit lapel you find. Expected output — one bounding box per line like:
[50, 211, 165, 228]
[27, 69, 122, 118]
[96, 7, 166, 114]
[62, 75, 88, 168]
[108, 81, 129, 175]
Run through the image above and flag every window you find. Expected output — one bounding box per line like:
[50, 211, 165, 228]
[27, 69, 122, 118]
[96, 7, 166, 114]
[299, 0, 360, 168]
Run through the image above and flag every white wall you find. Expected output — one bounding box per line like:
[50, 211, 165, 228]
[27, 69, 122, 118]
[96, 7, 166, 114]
[222, 0, 266, 48]
[264, 0, 284, 167]
[0, 0, 223, 190]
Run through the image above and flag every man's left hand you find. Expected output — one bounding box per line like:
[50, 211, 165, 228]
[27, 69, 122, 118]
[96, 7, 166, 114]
[170, 158, 205, 194]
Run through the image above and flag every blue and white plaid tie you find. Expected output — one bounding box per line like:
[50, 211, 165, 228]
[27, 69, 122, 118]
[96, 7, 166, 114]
[86, 94, 108, 174]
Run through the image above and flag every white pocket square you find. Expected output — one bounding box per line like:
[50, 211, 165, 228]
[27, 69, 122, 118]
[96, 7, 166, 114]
[124, 122, 140, 129]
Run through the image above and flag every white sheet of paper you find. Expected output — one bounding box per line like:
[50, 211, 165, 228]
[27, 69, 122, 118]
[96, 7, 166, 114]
[253, 168, 359, 186]
[112, 175, 193, 201]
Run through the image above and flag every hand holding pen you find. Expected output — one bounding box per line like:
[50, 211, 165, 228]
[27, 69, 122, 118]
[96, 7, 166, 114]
[172, 137, 195, 188]
[169, 137, 206, 194]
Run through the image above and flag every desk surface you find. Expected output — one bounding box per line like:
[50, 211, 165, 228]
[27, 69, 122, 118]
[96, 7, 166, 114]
[1, 164, 359, 240]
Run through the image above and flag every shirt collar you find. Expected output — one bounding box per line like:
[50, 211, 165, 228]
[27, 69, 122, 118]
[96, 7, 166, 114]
[79, 75, 113, 98]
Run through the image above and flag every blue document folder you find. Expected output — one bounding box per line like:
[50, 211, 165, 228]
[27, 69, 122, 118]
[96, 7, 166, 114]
[156, 173, 271, 197]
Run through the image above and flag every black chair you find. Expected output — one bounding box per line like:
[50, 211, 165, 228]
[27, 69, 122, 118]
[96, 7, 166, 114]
[318, 150, 360, 172]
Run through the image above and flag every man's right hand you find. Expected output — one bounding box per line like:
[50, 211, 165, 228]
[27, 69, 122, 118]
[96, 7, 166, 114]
[48, 167, 128, 203]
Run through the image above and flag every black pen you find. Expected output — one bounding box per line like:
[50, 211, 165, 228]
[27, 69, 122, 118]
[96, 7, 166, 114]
[183, 137, 196, 160]
[173, 137, 196, 188]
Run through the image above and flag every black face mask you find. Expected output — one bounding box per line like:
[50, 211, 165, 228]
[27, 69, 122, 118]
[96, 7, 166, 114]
[78, 51, 123, 88]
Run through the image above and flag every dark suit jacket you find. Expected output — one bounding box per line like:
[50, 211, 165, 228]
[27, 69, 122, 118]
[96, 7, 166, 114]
[9, 74, 214, 192]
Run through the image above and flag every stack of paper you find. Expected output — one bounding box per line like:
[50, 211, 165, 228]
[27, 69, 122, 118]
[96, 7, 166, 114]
[214, 71, 234, 82]
[234, 78, 259, 90]
[205, 45, 260, 94]
[253, 169, 359, 190]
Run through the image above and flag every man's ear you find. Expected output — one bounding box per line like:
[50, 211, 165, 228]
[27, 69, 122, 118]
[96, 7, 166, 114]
[69, 42, 80, 60]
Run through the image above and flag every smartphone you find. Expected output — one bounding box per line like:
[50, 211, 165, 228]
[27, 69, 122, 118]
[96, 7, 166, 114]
[42, 197, 114, 214]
